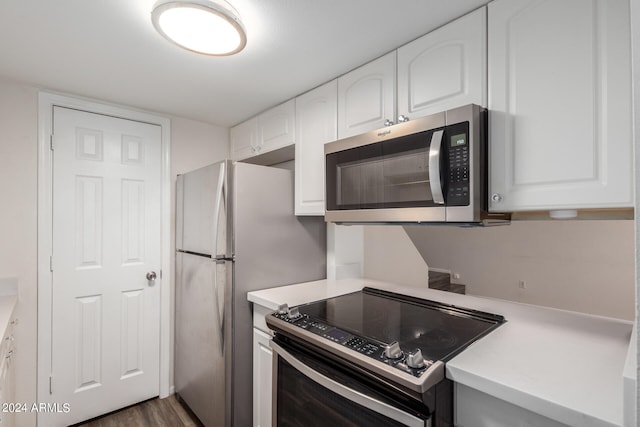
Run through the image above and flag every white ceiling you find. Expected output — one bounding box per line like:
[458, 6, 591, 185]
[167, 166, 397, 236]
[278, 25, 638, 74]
[0, 0, 488, 128]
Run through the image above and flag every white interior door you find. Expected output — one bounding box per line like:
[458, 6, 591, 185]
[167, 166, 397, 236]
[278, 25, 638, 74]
[47, 106, 162, 426]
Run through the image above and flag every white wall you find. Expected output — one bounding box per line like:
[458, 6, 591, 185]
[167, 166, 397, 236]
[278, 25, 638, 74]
[0, 77, 229, 427]
[363, 226, 430, 287]
[0, 78, 39, 427]
[401, 220, 635, 320]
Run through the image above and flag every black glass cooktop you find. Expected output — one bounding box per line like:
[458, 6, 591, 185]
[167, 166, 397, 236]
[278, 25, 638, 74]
[292, 287, 504, 363]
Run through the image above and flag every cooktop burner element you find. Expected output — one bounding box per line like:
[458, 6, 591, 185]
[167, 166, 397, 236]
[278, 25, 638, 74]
[267, 287, 505, 392]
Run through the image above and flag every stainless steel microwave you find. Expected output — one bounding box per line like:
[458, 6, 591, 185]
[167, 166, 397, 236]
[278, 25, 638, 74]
[324, 104, 509, 225]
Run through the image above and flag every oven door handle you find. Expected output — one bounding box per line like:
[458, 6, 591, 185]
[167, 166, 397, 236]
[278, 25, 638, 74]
[428, 130, 445, 205]
[270, 341, 430, 427]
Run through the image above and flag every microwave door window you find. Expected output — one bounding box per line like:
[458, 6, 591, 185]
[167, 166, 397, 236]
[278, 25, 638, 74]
[381, 148, 432, 206]
[381, 131, 437, 208]
[337, 157, 384, 208]
[327, 130, 443, 211]
[333, 143, 384, 209]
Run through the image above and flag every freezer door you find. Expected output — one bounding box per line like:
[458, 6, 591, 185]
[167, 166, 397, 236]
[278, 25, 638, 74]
[176, 161, 231, 257]
[175, 252, 226, 427]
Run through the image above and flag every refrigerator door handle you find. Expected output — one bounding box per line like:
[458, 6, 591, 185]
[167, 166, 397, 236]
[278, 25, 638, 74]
[214, 258, 227, 356]
[213, 162, 226, 354]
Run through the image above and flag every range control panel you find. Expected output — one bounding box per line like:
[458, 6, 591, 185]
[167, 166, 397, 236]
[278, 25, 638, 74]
[271, 310, 431, 378]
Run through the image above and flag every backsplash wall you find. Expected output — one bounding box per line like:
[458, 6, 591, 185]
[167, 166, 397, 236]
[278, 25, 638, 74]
[401, 220, 635, 320]
[363, 220, 634, 320]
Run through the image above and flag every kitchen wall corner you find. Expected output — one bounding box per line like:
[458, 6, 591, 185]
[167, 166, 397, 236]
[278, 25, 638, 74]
[327, 223, 364, 280]
[363, 226, 430, 288]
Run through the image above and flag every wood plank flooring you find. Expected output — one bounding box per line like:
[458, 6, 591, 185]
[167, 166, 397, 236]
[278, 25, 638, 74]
[73, 395, 203, 427]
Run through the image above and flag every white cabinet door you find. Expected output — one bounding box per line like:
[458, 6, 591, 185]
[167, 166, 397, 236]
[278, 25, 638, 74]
[259, 99, 295, 154]
[397, 7, 487, 120]
[230, 117, 259, 161]
[0, 318, 15, 427]
[252, 328, 273, 427]
[337, 51, 396, 138]
[455, 384, 567, 427]
[295, 80, 337, 216]
[230, 100, 295, 162]
[488, 0, 632, 212]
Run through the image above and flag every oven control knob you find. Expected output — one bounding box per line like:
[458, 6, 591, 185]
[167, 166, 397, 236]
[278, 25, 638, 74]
[406, 349, 426, 369]
[384, 342, 403, 359]
[277, 304, 289, 315]
[286, 307, 301, 320]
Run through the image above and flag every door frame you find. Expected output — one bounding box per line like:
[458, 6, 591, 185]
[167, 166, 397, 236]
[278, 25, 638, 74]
[36, 92, 172, 420]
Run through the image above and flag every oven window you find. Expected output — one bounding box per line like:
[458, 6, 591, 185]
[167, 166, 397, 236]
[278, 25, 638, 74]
[276, 356, 413, 427]
[326, 129, 441, 211]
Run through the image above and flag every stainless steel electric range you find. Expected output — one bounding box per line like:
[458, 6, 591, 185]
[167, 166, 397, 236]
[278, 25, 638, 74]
[266, 287, 505, 427]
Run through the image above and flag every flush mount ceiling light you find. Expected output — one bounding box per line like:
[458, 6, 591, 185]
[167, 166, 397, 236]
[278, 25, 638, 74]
[151, 0, 246, 56]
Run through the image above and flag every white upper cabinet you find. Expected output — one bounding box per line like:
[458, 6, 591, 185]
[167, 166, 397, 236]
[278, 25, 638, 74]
[488, 0, 632, 212]
[295, 80, 337, 216]
[230, 99, 295, 161]
[397, 7, 487, 120]
[230, 116, 259, 161]
[337, 52, 397, 138]
[260, 99, 296, 152]
[336, 8, 487, 139]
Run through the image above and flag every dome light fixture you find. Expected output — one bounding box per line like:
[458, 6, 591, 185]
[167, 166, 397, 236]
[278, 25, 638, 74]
[151, 0, 247, 56]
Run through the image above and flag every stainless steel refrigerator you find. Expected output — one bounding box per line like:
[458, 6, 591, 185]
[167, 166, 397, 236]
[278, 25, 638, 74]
[175, 161, 326, 427]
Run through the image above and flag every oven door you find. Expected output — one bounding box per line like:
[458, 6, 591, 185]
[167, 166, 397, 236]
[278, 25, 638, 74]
[271, 340, 431, 427]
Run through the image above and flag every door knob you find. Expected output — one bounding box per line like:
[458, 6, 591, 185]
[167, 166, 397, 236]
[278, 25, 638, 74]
[146, 271, 157, 286]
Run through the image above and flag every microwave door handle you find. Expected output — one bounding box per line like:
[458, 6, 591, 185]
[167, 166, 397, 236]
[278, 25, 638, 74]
[428, 130, 445, 205]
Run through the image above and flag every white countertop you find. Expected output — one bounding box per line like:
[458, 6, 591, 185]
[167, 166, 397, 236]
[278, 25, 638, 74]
[247, 278, 633, 427]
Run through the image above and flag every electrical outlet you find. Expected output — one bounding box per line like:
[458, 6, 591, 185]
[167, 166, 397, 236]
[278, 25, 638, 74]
[452, 273, 461, 280]
[518, 280, 526, 289]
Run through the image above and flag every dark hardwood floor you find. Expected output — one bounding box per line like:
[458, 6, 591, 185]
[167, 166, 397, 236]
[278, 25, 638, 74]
[73, 395, 203, 427]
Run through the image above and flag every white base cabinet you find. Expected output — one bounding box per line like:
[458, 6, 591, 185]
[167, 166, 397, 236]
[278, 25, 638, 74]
[488, 0, 633, 213]
[252, 304, 273, 427]
[0, 317, 16, 427]
[455, 384, 568, 427]
[252, 328, 273, 427]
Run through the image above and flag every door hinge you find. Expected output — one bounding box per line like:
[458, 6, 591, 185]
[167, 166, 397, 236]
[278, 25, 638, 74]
[49, 255, 53, 272]
[50, 135, 54, 151]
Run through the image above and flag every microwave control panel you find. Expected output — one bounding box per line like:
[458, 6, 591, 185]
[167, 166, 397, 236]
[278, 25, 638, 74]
[446, 131, 470, 206]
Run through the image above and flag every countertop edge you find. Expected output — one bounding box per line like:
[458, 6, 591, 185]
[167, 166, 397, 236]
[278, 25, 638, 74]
[447, 365, 621, 427]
